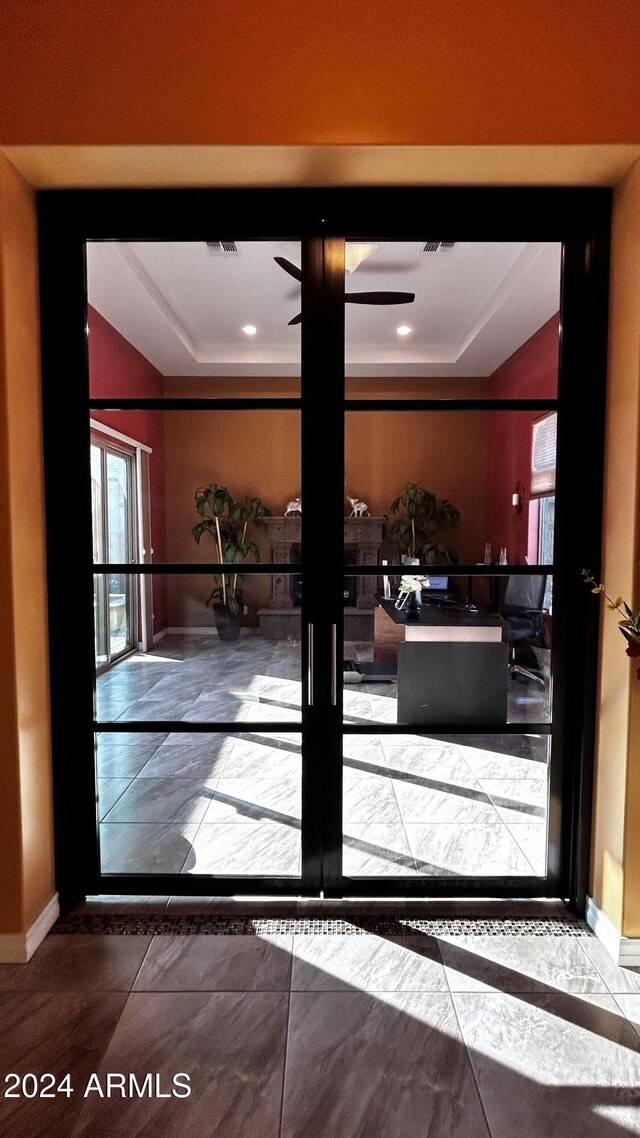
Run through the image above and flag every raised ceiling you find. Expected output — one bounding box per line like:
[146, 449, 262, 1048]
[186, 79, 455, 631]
[86, 239, 561, 378]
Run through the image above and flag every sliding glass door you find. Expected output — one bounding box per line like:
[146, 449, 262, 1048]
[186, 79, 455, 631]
[91, 438, 137, 668]
[38, 188, 609, 907]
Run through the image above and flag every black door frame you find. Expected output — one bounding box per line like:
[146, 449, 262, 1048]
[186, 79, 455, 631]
[38, 187, 610, 912]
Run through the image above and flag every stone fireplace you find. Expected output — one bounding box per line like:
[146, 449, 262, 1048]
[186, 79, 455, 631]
[258, 515, 385, 640]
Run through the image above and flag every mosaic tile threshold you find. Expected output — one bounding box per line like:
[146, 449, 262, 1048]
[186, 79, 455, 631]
[51, 915, 592, 937]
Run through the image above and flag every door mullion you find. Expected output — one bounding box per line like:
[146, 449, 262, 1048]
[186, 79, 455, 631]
[300, 234, 346, 893]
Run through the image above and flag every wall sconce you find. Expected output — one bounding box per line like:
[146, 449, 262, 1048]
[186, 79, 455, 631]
[512, 481, 525, 513]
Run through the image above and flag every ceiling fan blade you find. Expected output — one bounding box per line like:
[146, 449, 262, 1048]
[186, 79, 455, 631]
[345, 292, 415, 305]
[275, 256, 302, 282]
[288, 312, 302, 326]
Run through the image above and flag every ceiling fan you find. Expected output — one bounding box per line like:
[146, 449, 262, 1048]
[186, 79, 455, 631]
[274, 257, 415, 326]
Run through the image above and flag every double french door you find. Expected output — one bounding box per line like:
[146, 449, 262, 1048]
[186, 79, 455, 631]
[38, 188, 610, 908]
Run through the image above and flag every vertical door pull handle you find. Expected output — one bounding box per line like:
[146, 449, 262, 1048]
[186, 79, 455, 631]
[331, 624, 337, 706]
[308, 623, 314, 706]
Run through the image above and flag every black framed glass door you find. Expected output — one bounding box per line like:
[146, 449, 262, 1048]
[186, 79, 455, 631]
[38, 188, 610, 909]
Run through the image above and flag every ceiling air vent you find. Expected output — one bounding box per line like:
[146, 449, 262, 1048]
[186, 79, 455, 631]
[205, 241, 239, 254]
[422, 241, 457, 254]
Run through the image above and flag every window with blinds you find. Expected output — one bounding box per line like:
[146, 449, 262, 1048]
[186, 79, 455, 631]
[531, 412, 557, 497]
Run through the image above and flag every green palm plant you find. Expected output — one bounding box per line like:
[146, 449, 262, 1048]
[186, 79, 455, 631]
[192, 484, 271, 615]
[388, 481, 460, 563]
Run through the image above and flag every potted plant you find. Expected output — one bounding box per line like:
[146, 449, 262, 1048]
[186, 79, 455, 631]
[387, 481, 461, 564]
[192, 484, 272, 641]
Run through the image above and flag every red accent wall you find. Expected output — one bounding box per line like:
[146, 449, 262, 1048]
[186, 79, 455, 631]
[88, 306, 167, 633]
[486, 315, 559, 563]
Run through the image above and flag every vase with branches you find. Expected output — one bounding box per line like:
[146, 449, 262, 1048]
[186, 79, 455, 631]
[387, 481, 461, 564]
[192, 484, 271, 639]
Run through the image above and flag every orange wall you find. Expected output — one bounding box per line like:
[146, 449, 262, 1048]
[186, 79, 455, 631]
[591, 158, 640, 936]
[0, 155, 55, 935]
[1, 2, 639, 145]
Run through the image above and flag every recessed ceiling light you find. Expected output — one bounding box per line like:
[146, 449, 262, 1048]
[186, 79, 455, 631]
[242, 324, 258, 336]
[396, 324, 412, 336]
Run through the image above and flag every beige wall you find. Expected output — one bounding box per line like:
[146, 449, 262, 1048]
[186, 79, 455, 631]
[0, 155, 55, 936]
[591, 157, 640, 937]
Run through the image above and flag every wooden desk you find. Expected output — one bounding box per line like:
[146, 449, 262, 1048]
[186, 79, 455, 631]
[375, 602, 508, 725]
[375, 599, 505, 645]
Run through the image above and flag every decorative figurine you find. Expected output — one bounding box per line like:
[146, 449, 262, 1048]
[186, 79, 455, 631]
[347, 495, 370, 518]
[285, 497, 302, 516]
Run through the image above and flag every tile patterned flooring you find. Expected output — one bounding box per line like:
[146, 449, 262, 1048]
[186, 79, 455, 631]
[1, 917, 640, 1137]
[96, 634, 549, 878]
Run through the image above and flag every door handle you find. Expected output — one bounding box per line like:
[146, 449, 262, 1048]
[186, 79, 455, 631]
[308, 623, 314, 706]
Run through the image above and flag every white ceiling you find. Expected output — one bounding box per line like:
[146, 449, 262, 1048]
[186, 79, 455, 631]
[86, 239, 561, 378]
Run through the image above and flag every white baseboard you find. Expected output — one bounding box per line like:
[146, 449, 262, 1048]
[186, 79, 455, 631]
[585, 895, 640, 966]
[0, 893, 60, 964]
[152, 627, 168, 645]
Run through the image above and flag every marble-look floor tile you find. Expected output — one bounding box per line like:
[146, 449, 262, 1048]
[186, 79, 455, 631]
[220, 738, 302, 779]
[98, 777, 132, 820]
[342, 778, 402, 825]
[478, 778, 548, 824]
[581, 938, 640, 994]
[185, 822, 300, 876]
[0, 935, 152, 992]
[281, 990, 490, 1138]
[405, 823, 536, 877]
[242, 701, 302, 724]
[70, 991, 288, 1138]
[137, 738, 236, 779]
[343, 823, 417, 876]
[0, 991, 127, 1138]
[97, 742, 162, 779]
[181, 698, 252, 723]
[439, 935, 608, 994]
[506, 822, 547, 875]
[381, 744, 479, 785]
[203, 777, 301, 824]
[117, 699, 195, 722]
[453, 991, 640, 1137]
[102, 777, 216, 824]
[342, 745, 389, 776]
[291, 934, 447, 992]
[453, 742, 548, 780]
[391, 777, 500, 825]
[95, 695, 136, 719]
[614, 994, 640, 1039]
[97, 730, 168, 749]
[100, 823, 199, 874]
[134, 934, 293, 991]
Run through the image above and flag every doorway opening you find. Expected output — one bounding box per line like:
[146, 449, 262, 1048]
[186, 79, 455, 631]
[38, 188, 610, 909]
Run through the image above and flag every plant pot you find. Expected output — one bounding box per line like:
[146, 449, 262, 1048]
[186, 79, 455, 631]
[213, 606, 243, 642]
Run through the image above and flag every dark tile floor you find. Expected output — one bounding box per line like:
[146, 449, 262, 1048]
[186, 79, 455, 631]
[96, 635, 550, 878]
[1, 917, 640, 1137]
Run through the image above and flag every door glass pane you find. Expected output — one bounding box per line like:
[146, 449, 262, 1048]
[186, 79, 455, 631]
[86, 240, 301, 399]
[344, 410, 557, 567]
[90, 409, 301, 566]
[343, 573, 552, 727]
[94, 573, 301, 724]
[97, 729, 301, 877]
[342, 732, 549, 878]
[344, 240, 561, 399]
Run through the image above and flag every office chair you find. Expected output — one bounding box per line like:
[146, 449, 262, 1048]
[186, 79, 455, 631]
[500, 574, 548, 686]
